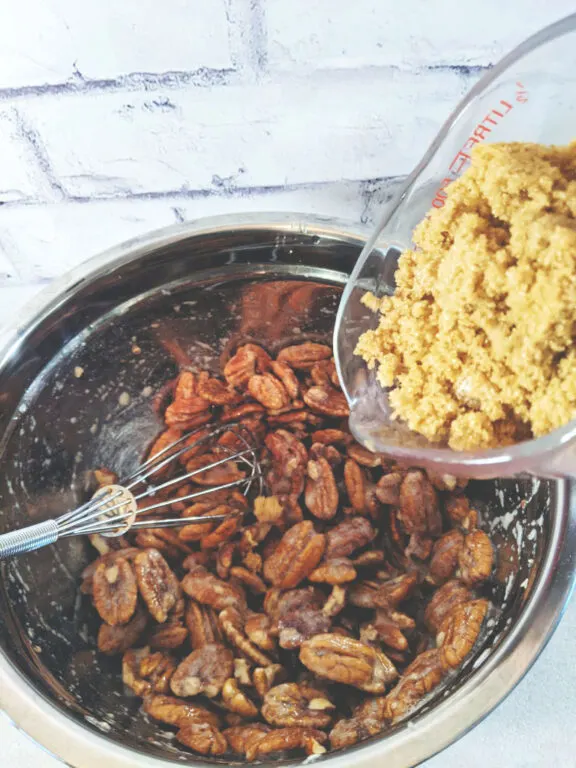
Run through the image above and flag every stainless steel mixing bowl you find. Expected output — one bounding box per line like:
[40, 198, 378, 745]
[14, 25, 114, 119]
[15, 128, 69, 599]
[0, 213, 574, 768]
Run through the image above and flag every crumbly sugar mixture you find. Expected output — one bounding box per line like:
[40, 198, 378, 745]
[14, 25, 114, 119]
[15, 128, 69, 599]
[356, 141, 576, 450]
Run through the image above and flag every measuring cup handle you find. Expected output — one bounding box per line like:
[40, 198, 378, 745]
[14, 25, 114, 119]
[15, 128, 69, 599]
[0, 520, 59, 560]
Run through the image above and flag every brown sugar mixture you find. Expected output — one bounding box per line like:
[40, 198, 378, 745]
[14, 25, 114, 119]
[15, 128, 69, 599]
[356, 141, 576, 450]
[82, 339, 494, 760]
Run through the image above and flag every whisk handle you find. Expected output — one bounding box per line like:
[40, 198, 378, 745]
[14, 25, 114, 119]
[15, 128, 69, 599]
[0, 520, 59, 559]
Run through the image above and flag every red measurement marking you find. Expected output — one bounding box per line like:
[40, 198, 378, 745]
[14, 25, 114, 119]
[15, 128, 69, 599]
[431, 90, 527, 209]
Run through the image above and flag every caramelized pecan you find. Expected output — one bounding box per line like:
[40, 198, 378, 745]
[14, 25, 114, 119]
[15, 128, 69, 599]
[176, 722, 228, 755]
[222, 678, 258, 718]
[303, 386, 349, 417]
[305, 457, 339, 520]
[309, 558, 357, 585]
[384, 649, 445, 721]
[437, 599, 489, 670]
[245, 726, 327, 760]
[424, 580, 472, 634]
[122, 647, 176, 697]
[144, 694, 221, 728]
[458, 530, 494, 586]
[324, 517, 375, 560]
[182, 565, 245, 612]
[263, 520, 326, 589]
[219, 607, 274, 667]
[277, 343, 332, 369]
[248, 373, 291, 410]
[398, 471, 442, 538]
[171, 643, 233, 698]
[134, 549, 180, 624]
[93, 557, 138, 626]
[262, 682, 334, 728]
[98, 608, 147, 655]
[429, 530, 465, 585]
[300, 634, 397, 693]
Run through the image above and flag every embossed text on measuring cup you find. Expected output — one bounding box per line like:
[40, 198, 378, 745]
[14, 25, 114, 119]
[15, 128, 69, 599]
[431, 83, 529, 209]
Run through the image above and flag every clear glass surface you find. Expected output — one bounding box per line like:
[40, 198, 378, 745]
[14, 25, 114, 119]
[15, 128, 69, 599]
[334, 13, 576, 479]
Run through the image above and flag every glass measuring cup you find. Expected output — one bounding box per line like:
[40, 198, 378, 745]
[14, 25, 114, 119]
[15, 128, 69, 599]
[334, 12, 576, 480]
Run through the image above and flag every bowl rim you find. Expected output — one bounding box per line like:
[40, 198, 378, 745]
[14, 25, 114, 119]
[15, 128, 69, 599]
[0, 212, 574, 768]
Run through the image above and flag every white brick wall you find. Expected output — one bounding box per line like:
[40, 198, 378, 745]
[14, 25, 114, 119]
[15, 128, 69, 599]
[0, 0, 232, 88]
[0, 0, 573, 308]
[266, 0, 576, 70]
[15, 69, 470, 198]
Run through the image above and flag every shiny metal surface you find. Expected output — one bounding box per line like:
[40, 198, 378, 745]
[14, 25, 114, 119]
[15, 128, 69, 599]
[0, 213, 573, 768]
[0, 423, 261, 558]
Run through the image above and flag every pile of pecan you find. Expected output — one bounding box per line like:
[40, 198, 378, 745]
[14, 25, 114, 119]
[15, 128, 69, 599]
[82, 341, 495, 760]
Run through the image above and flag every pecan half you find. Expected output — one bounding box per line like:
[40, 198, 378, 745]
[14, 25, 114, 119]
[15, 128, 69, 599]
[429, 530, 465, 585]
[347, 443, 381, 467]
[224, 344, 271, 388]
[185, 600, 222, 648]
[324, 517, 375, 560]
[245, 613, 276, 651]
[230, 566, 267, 594]
[219, 607, 274, 667]
[375, 472, 403, 506]
[197, 371, 239, 405]
[276, 587, 331, 649]
[309, 558, 357, 585]
[176, 722, 228, 755]
[253, 664, 287, 698]
[311, 428, 353, 446]
[445, 494, 478, 530]
[372, 607, 416, 651]
[224, 724, 272, 755]
[122, 647, 176, 697]
[171, 643, 234, 698]
[262, 682, 333, 728]
[277, 343, 332, 369]
[93, 557, 138, 626]
[323, 585, 347, 618]
[437, 599, 489, 670]
[424, 580, 472, 634]
[222, 678, 259, 718]
[300, 634, 398, 693]
[144, 694, 221, 728]
[329, 697, 388, 749]
[384, 649, 445, 721]
[458, 530, 494, 586]
[305, 457, 339, 520]
[265, 429, 308, 496]
[182, 565, 245, 612]
[98, 608, 148, 655]
[303, 386, 349, 417]
[270, 360, 300, 399]
[245, 726, 327, 760]
[149, 622, 189, 650]
[248, 371, 291, 411]
[398, 471, 442, 538]
[263, 520, 326, 589]
[344, 458, 367, 513]
[134, 549, 180, 624]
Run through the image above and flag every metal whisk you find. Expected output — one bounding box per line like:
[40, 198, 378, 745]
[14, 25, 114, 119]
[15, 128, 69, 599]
[0, 423, 261, 560]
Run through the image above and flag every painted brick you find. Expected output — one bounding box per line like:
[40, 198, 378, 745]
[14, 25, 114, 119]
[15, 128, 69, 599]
[0, 110, 58, 203]
[0, 0, 231, 90]
[0, 199, 177, 281]
[0, 283, 45, 330]
[0, 178, 398, 282]
[17, 68, 473, 197]
[265, 0, 575, 69]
